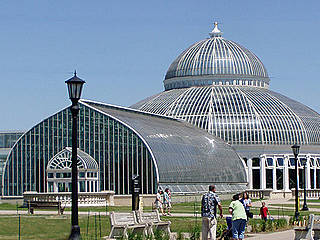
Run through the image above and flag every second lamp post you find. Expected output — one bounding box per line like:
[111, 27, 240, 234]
[301, 158, 309, 211]
[291, 144, 300, 221]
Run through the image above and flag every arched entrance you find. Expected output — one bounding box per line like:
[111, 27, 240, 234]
[46, 147, 99, 193]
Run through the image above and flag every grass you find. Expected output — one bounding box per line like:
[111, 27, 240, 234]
[0, 214, 204, 239]
[0, 203, 26, 211]
[0, 214, 110, 240]
[0, 214, 292, 239]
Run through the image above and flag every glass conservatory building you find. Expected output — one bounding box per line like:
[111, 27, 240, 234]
[132, 23, 320, 193]
[2, 22, 320, 198]
[1, 100, 246, 197]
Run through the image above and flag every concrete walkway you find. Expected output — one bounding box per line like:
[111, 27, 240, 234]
[246, 229, 294, 239]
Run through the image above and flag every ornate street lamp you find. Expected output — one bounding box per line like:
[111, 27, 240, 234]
[65, 71, 85, 240]
[291, 144, 300, 220]
[301, 158, 309, 211]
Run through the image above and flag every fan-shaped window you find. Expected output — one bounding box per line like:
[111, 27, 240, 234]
[46, 147, 98, 193]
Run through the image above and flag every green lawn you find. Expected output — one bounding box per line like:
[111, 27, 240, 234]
[0, 214, 110, 240]
[0, 214, 205, 239]
[0, 214, 292, 239]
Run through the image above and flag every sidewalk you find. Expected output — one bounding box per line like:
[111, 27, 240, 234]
[246, 229, 294, 239]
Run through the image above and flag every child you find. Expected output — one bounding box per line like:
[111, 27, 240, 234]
[259, 202, 271, 221]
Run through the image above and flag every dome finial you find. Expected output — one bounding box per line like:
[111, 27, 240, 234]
[209, 21, 222, 38]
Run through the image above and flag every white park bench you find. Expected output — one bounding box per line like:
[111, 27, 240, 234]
[294, 214, 320, 240]
[313, 215, 320, 240]
[135, 210, 171, 236]
[109, 211, 148, 239]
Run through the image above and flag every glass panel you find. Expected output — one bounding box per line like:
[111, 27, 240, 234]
[62, 173, 71, 178]
[267, 158, 273, 167]
[289, 158, 296, 167]
[277, 158, 284, 167]
[252, 169, 260, 189]
[48, 182, 54, 192]
[79, 181, 85, 192]
[289, 169, 296, 189]
[252, 158, 260, 167]
[266, 169, 273, 189]
[310, 158, 314, 167]
[310, 169, 315, 189]
[299, 169, 304, 189]
[276, 169, 283, 190]
[317, 170, 320, 188]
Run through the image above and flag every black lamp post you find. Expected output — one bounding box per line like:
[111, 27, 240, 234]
[291, 144, 300, 221]
[301, 158, 309, 211]
[65, 71, 85, 240]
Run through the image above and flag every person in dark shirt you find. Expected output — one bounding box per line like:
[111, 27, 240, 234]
[201, 185, 223, 240]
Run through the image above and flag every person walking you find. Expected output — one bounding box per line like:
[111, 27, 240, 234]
[155, 189, 164, 215]
[259, 202, 271, 221]
[229, 194, 247, 240]
[163, 188, 172, 216]
[201, 185, 223, 240]
[242, 192, 252, 220]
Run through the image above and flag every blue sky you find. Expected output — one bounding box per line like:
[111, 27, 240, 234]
[0, 1, 319, 130]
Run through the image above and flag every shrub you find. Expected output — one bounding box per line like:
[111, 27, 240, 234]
[127, 230, 143, 240]
[265, 219, 275, 232]
[275, 218, 288, 229]
[251, 220, 258, 233]
[289, 216, 295, 226]
[216, 222, 227, 237]
[248, 218, 288, 233]
[190, 224, 201, 240]
[154, 229, 169, 240]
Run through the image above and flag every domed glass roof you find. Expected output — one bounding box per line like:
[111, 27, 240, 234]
[132, 22, 320, 147]
[164, 23, 270, 90]
[132, 86, 320, 146]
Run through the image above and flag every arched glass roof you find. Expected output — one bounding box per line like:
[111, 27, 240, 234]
[131, 86, 320, 146]
[81, 100, 247, 187]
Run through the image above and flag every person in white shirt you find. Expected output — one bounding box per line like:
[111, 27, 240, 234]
[155, 189, 164, 215]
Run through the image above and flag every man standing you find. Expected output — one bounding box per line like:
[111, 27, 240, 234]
[201, 185, 223, 240]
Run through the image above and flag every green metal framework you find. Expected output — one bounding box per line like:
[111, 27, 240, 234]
[2, 103, 157, 196]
